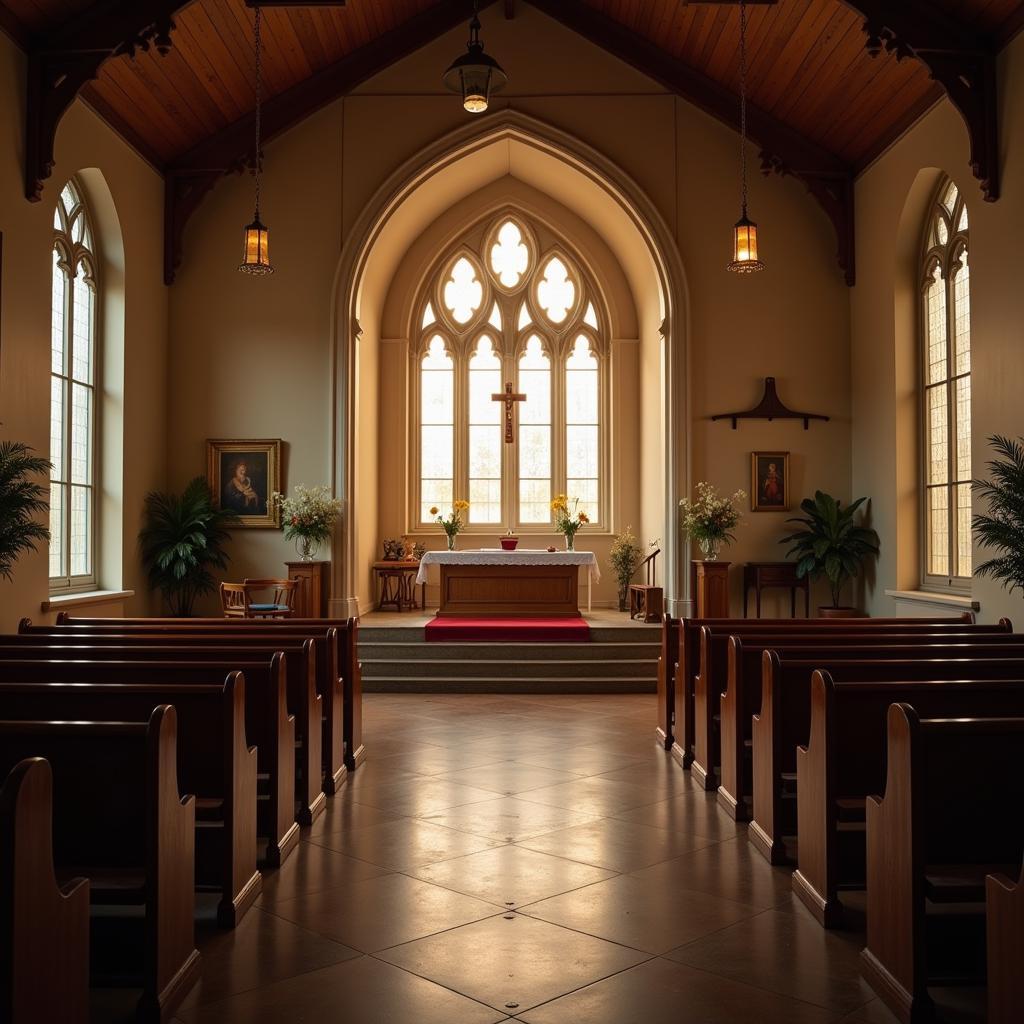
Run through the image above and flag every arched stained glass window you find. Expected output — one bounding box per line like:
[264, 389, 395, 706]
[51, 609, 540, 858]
[920, 178, 971, 589]
[414, 214, 605, 530]
[50, 178, 98, 591]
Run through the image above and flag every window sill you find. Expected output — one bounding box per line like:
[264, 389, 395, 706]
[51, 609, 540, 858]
[41, 589, 135, 612]
[884, 589, 979, 611]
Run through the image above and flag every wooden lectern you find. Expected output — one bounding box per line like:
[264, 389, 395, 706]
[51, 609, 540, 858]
[284, 560, 331, 619]
[692, 560, 731, 618]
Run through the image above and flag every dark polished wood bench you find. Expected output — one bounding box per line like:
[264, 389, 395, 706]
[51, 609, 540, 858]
[0, 757, 90, 1024]
[861, 706, 1024, 1024]
[42, 614, 364, 774]
[792, 672, 1024, 927]
[656, 615, 680, 750]
[751, 652, 1024, 866]
[986, 858, 1024, 1024]
[0, 676, 261, 928]
[667, 615, 994, 771]
[0, 657, 297, 867]
[0, 708, 199, 1023]
[0, 639, 323, 828]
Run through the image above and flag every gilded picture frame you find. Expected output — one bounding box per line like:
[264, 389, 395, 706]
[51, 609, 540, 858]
[207, 438, 282, 528]
[751, 451, 790, 512]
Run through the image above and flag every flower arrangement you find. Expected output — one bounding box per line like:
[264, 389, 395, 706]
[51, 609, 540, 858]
[272, 484, 343, 560]
[551, 494, 589, 551]
[609, 527, 658, 611]
[679, 481, 746, 560]
[431, 500, 470, 550]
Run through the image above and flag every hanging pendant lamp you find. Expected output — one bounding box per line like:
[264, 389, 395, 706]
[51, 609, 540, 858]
[728, 0, 765, 274]
[239, 5, 273, 275]
[442, 0, 507, 114]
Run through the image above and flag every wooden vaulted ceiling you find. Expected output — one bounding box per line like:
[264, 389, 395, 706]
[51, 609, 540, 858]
[3, 0, 1022, 285]
[2, 0, 1019, 168]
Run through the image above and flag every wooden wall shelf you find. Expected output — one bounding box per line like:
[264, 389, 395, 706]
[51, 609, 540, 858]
[710, 377, 830, 430]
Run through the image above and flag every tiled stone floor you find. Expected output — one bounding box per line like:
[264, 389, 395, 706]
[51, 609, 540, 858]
[152, 693, 915, 1023]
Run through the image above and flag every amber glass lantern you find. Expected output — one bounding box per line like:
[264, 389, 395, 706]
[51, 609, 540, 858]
[239, 214, 272, 275]
[442, 3, 507, 114]
[729, 209, 764, 273]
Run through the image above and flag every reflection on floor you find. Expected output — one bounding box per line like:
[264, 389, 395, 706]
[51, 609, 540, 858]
[154, 694, 908, 1023]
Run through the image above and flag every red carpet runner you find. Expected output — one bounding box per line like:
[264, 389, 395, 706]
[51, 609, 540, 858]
[424, 617, 591, 642]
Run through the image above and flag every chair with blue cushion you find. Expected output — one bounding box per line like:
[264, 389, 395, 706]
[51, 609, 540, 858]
[220, 579, 298, 619]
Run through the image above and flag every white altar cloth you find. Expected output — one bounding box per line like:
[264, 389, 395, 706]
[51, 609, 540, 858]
[415, 549, 601, 587]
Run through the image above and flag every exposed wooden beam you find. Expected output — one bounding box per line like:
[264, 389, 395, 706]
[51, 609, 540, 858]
[163, 0, 492, 284]
[244, 1, 346, 6]
[24, 1, 190, 202]
[529, 0, 856, 285]
[840, 1, 1001, 201]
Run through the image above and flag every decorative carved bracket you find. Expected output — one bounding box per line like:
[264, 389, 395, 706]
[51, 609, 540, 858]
[842, 1, 1000, 201]
[710, 377, 830, 430]
[24, 2, 184, 202]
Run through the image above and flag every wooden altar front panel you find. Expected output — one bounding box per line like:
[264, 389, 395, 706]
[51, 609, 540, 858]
[437, 563, 580, 617]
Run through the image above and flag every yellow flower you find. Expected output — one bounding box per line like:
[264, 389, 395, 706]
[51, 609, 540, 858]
[454, 499, 470, 511]
[429, 506, 439, 516]
[551, 494, 568, 512]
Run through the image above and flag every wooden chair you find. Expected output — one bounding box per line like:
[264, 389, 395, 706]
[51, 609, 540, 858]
[628, 549, 662, 623]
[220, 579, 297, 619]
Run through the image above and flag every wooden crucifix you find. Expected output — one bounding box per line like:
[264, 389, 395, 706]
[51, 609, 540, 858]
[491, 381, 526, 443]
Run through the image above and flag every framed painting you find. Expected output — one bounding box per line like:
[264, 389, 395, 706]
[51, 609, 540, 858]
[207, 438, 281, 528]
[751, 451, 790, 512]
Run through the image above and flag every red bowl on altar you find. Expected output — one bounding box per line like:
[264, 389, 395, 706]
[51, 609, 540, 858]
[500, 536, 520, 551]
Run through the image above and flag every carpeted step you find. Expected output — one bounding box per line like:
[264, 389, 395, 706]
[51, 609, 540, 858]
[360, 657, 658, 679]
[362, 675, 657, 694]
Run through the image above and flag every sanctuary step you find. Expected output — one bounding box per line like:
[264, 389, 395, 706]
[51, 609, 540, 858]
[359, 624, 660, 693]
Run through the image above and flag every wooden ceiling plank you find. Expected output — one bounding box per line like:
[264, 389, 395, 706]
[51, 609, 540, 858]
[177, 5, 252, 115]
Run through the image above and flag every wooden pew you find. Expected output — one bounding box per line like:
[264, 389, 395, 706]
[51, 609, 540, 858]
[39, 615, 364, 775]
[0, 708, 200, 1023]
[0, 758, 89, 1024]
[860, 705, 1024, 1024]
[792, 672, 1024, 926]
[668, 615, 994, 771]
[986, 859, 1024, 1024]
[710, 630, 1024, 812]
[751, 652, 1024, 866]
[656, 615, 680, 750]
[0, 640, 324, 828]
[0, 658, 297, 867]
[0, 677, 260, 928]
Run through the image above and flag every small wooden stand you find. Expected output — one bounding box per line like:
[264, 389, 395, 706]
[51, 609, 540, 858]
[628, 547, 662, 623]
[742, 561, 809, 617]
[373, 561, 423, 612]
[285, 560, 331, 619]
[692, 560, 731, 618]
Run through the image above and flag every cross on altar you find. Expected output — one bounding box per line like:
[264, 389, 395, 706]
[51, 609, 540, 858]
[491, 381, 526, 443]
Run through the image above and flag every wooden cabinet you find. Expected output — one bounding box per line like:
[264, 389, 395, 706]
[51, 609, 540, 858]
[693, 560, 731, 618]
[284, 561, 330, 619]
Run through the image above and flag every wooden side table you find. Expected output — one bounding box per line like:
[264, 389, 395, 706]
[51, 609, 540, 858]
[742, 561, 809, 618]
[692, 560, 731, 618]
[285, 560, 331, 618]
[373, 561, 424, 612]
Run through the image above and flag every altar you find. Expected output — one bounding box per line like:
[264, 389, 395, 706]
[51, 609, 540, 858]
[416, 549, 601, 617]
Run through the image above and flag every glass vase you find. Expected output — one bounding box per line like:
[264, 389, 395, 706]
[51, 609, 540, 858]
[446, 534, 456, 551]
[564, 534, 575, 552]
[700, 537, 721, 561]
[295, 536, 319, 562]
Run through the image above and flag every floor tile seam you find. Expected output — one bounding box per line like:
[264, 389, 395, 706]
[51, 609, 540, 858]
[390, 867, 523, 911]
[402, 813, 604, 845]
[299, 834, 445, 871]
[657, 955, 867, 1016]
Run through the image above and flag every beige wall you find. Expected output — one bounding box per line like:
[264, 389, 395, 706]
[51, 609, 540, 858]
[166, 3, 853, 616]
[852, 31, 1024, 624]
[0, 31, 167, 629]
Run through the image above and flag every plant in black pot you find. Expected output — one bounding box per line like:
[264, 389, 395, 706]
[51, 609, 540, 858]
[973, 434, 1024, 599]
[0, 439, 52, 581]
[779, 491, 880, 617]
[139, 477, 239, 616]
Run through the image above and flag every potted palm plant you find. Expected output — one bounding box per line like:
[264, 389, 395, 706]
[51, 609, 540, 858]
[973, 435, 1024, 599]
[0, 439, 51, 581]
[779, 491, 880, 617]
[139, 477, 239, 616]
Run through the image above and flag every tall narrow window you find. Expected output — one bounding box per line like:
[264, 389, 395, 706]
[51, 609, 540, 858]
[921, 179, 971, 589]
[50, 180, 97, 591]
[415, 213, 605, 531]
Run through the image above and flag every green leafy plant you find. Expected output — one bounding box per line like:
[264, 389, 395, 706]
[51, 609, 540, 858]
[0, 440, 52, 581]
[608, 527, 658, 611]
[139, 477, 238, 616]
[779, 491, 880, 608]
[973, 434, 1024, 597]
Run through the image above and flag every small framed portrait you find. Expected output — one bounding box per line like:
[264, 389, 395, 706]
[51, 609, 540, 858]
[207, 439, 281, 528]
[751, 451, 790, 512]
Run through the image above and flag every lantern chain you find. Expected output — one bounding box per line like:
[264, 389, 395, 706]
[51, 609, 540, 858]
[254, 5, 264, 220]
[738, 0, 749, 218]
